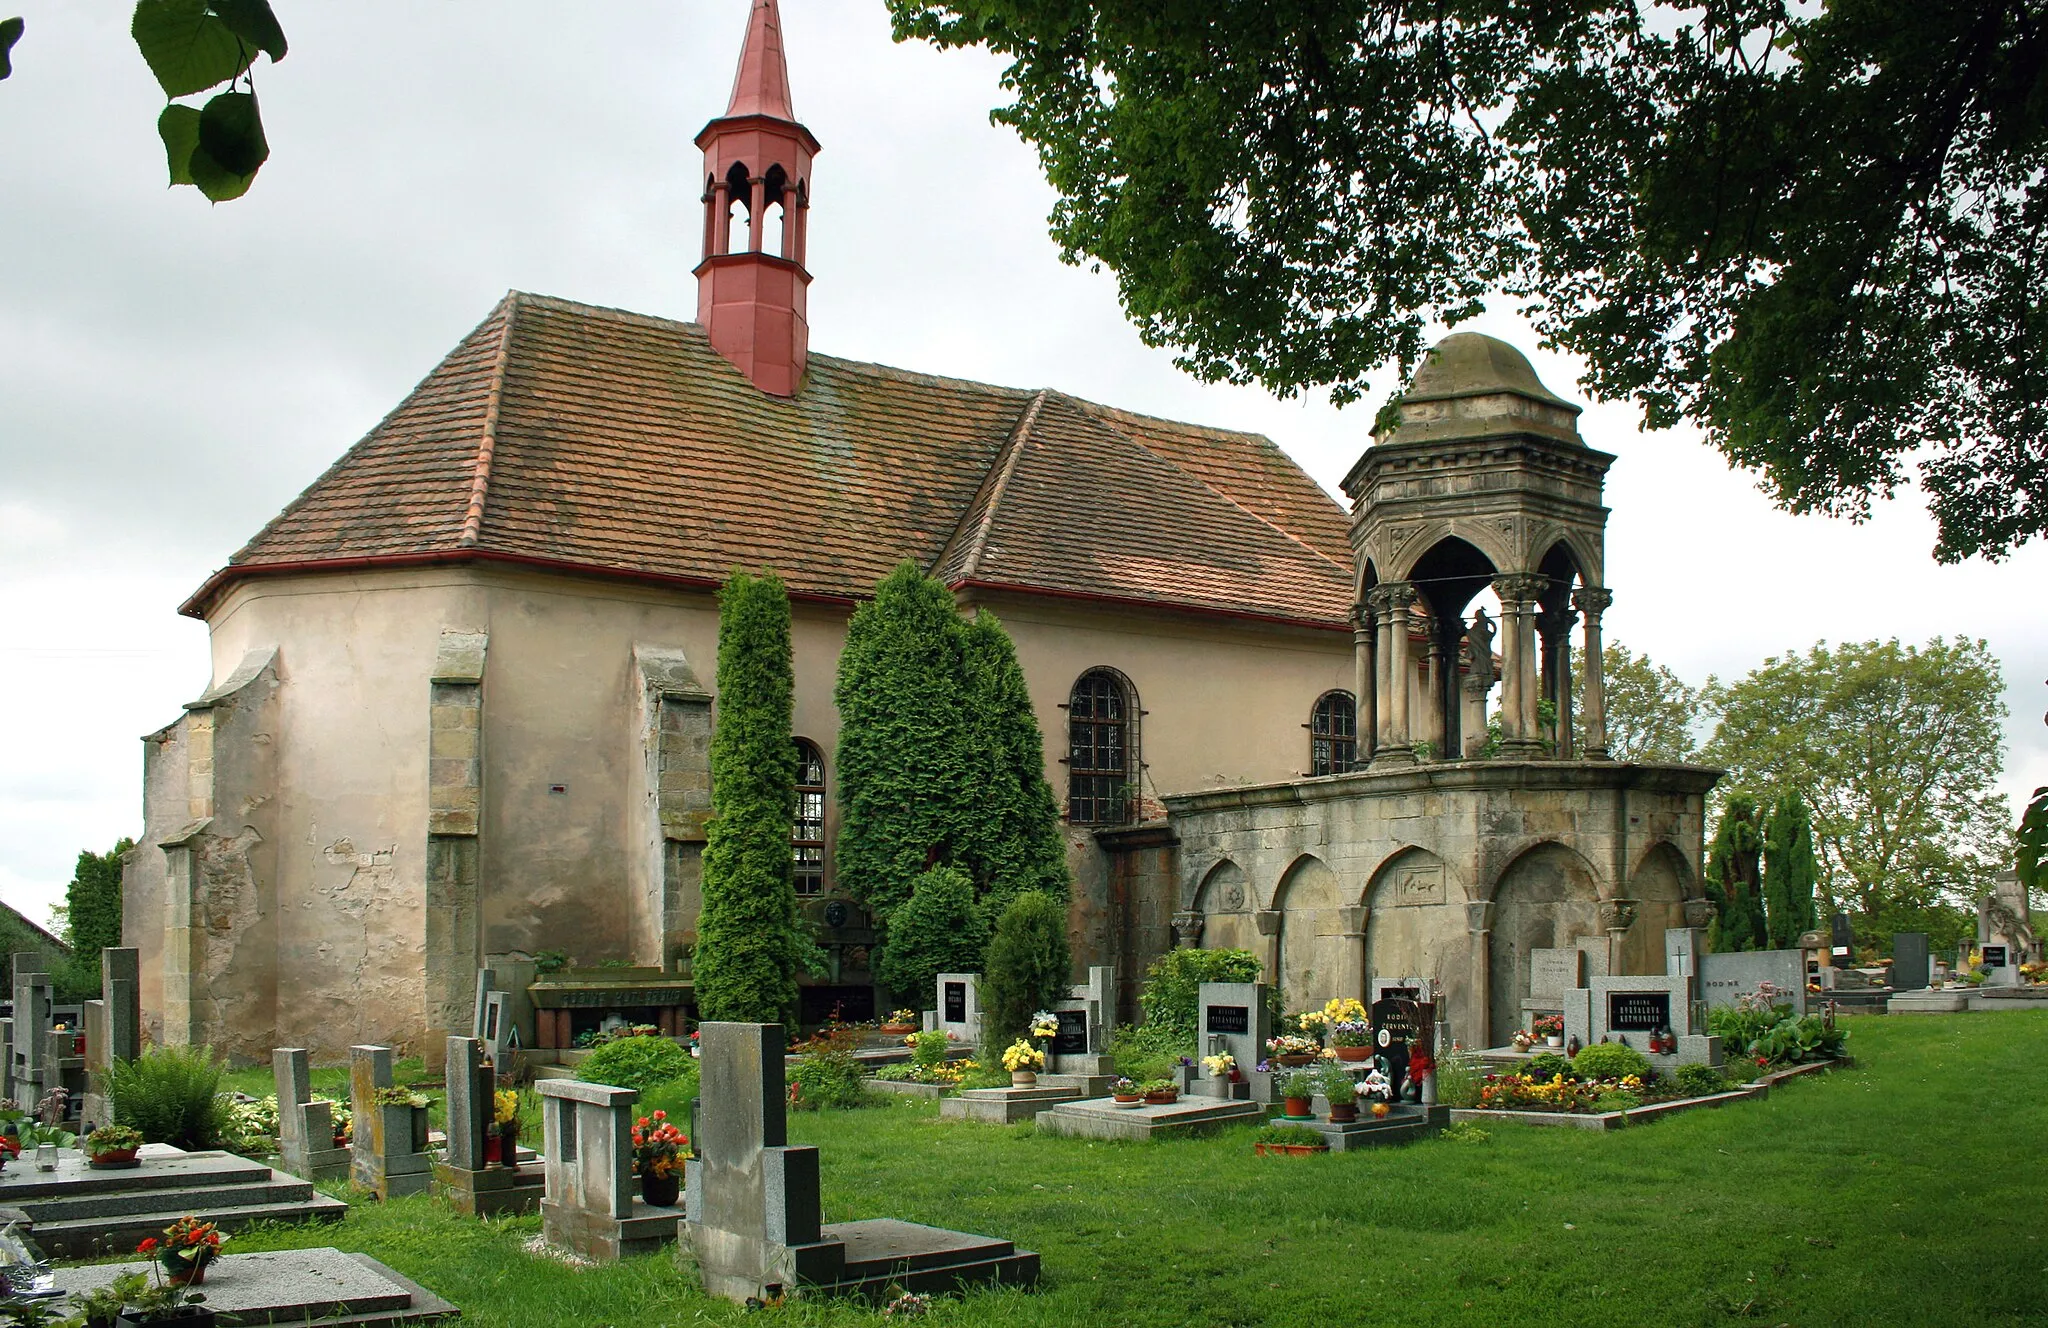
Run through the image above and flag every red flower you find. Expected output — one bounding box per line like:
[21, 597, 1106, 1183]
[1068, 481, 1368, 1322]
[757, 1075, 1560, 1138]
[137, 1238, 158, 1254]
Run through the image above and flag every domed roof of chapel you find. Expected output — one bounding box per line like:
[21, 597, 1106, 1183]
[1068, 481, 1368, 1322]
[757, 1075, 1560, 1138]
[1399, 331, 1573, 409]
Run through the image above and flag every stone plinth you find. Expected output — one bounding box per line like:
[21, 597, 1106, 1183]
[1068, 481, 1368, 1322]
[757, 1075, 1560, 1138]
[1033, 1096, 1265, 1142]
[1298, 1105, 1444, 1151]
[939, 1086, 1078, 1125]
[349, 1045, 432, 1199]
[51, 1248, 456, 1324]
[273, 1048, 349, 1183]
[435, 1036, 541, 1218]
[538, 1076, 676, 1260]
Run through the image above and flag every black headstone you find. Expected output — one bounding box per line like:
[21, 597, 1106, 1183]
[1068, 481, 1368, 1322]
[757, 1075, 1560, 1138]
[1051, 1009, 1089, 1056]
[1205, 1004, 1250, 1035]
[1830, 911, 1854, 965]
[1369, 997, 1419, 1100]
[1607, 991, 1671, 1032]
[942, 982, 966, 1024]
[1891, 932, 1930, 990]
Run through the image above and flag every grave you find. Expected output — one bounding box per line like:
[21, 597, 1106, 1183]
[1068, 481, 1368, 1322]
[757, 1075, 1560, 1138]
[1193, 980, 1273, 1100]
[274, 1048, 351, 1182]
[1891, 932, 1931, 991]
[1522, 948, 1582, 1028]
[1560, 929, 1722, 1068]
[473, 967, 516, 1068]
[1829, 911, 1855, 969]
[1697, 948, 1808, 1013]
[1977, 874, 2040, 986]
[433, 1036, 542, 1218]
[0, 1143, 346, 1257]
[685, 1021, 1038, 1302]
[528, 967, 692, 1049]
[939, 1084, 1079, 1125]
[1040, 966, 1117, 1097]
[536, 1076, 679, 1260]
[1297, 1104, 1445, 1151]
[51, 1248, 457, 1325]
[1033, 1093, 1265, 1142]
[932, 973, 980, 1045]
[9, 953, 57, 1113]
[349, 1045, 433, 1199]
[81, 947, 140, 1131]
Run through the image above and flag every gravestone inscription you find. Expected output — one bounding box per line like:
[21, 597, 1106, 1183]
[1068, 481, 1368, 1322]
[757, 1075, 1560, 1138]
[1608, 991, 1670, 1032]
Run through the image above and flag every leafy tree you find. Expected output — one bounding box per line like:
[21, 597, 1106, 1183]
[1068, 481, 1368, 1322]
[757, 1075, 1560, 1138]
[1761, 793, 1819, 950]
[1703, 638, 2012, 952]
[132, 0, 288, 202]
[979, 890, 1070, 1051]
[1573, 640, 1700, 763]
[2020, 681, 2046, 911]
[693, 570, 815, 1024]
[874, 866, 990, 1008]
[1706, 795, 1767, 954]
[890, 1, 2048, 562]
[53, 840, 131, 1002]
[835, 565, 1070, 928]
[1135, 948, 1262, 1041]
[959, 611, 1069, 916]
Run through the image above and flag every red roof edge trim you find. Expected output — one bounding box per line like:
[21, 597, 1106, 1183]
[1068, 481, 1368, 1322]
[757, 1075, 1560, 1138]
[949, 578, 1348, 634]
[179, 550, 861, 620]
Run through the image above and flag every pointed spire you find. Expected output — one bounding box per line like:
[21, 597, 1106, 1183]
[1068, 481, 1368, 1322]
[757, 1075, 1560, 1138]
[725, 0, 795, 121]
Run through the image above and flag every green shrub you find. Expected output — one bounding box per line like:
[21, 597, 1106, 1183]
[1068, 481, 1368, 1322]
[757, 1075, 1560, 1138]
[1135, 948, 1262, 1040]
[1252, 1124, 1326, 1148]
[1431, 1049, 1484, 1108]
[1707, 1003, 1791, 1055]
[576, 1036, 691, 1094]
[1593, 1089, 1641, 1113]
[907, 1030, 951, 1070]
[1571, 1042, 1653, 1082]
[979, 891, 1071, 1049]
[1109, 1023, 1188, 1084]
[1523, 1051, 1575, 1082]
[1673, 1063, 1730, 1097]
[636, 1067, 703, 1127]
[789, 1049, 871, 1111]
[105, 1045, 226, 1149]
[875, 867, 989, 1007]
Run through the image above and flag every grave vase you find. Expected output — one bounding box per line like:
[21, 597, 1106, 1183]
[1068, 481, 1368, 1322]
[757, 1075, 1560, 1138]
[1328, 1103, 1359, 1123]
[1010, 1070, 1037, 1087]
[640, 1167, 681, 1209]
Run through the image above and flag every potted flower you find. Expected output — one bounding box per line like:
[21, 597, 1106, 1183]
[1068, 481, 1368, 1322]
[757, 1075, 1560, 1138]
[1510, 1030, 1535, 1053]
[118, 1251, 215, 1327]
[1317, 1063, 1359, 1123]
[1276, 1067, 1318, 1118]
[1329, 1019, 1373, 1062]
[74, 1270, 148, 1328]
[1264, 1033, 1321, 1066]
[329, 1100, 352, 1149]
[1138, 1078, 1178, 1105]
[630, 1110, 688, 1208]
[1001, 1040, 1045, 1086]
[1533, 1014, 1565, 1048]
[140, 1216, 223, 1289]
[1109, 1077, 1143, 1108]
[484, 1089, 520, 1167]
[880, 1008, 919, 1035]
[1028, 1011, 1061, 1043]
[1252, 1123, 1329, 1157]
[86, 1123, 145, 1169]
[370, 1086, 432, 1153]
[1199, 1053, 1237, 1097]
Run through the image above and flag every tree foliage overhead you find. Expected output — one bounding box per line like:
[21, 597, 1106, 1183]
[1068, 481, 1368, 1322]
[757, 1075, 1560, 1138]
[835, 563, 1070, 927]
[132, 0, 287, 202]
[889, 0, 2048, 562]
[693, 570, 816, 1024]
[1573, 639, 1701, 763]
[54, 839, 132, 1003]
[1703, 637, 2012, 947]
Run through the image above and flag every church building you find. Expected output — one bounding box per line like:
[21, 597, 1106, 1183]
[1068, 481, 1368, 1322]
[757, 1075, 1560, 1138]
[122, 0, 1715, 1061]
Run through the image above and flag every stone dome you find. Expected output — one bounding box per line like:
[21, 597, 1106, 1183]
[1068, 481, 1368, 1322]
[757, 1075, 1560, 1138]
[1399, 331, 1573, 408]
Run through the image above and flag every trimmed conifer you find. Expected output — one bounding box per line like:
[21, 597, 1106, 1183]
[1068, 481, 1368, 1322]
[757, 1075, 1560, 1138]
[875, 866, 990, 1008]
[980, 890, 1072, 1050]
[693, 570, 812, 1024]
[1706, 795, 1767, 953]
[1762, 791, 1821, 949]
[959, 610, 1070, 914]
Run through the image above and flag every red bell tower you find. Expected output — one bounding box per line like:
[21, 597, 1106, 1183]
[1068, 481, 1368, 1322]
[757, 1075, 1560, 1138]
[695, 0, 819, 397]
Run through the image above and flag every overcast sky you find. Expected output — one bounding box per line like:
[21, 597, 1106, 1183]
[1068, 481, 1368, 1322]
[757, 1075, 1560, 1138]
[3, 2, 2043, 927]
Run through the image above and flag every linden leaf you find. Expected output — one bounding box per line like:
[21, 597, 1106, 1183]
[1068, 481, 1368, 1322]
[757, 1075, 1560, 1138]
[157, 102, 201, 186]
[0, 17, 23, 81]
[196, 88, 266, 176]
[208, 0, 284, 63]
[132, 0, 251, 99]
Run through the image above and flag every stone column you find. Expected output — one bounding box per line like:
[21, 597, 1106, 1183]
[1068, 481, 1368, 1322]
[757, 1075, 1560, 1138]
[1538, 602, 1578, 759]
[1600, 898, 1640, 977]
[1492, 576, 1546, 757]
[1373, 583, 1419, 765]
[427, 629, 488, 1073]
[1574, 587, 1614, 759]
[747, 177, 767, 251]
[1336, 907, 1370, 1000]
[1170, 911, 1205, 950]
[1464, 901, 1494, 1049]
[1372, 595, 1395, 749]
[710, 181, 731, 255]
[1422, 633, 1445, 760]
[1352, 604, 1377, 763]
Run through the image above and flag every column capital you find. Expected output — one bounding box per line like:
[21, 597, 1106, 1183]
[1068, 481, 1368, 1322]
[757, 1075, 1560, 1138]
[1170, 910, 1205, 949]
[1336, 905, 1370, 938]
[1682, 897, 1716, 930]
[1253, 909, 1284, 938]
[1491, 573, 1548, 606]
[1368, 581, 1419, 613]
[1599, 898, 1640, 934]
[1351, 602, 1374, 634]
[1465, 899, 1494, 935]
[1572, 586, 1614, 617]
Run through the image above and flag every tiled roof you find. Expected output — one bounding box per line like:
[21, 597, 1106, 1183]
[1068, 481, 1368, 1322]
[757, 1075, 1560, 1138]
[189, 293, 1356, 628]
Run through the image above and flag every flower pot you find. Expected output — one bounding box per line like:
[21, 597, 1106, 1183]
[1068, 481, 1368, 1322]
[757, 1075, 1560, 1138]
[1545, 1036, 1564, 1048]
[1281, 1096, 1313, 1118]
[482, 1134, 504, 1167]
[640, 1170, 681, 1209]
[1334, 1046, 1372, 1063]
[1274, 1055, 1316, 1067]
[500, 1118, 520, 1165]
[880, 1023, 917, 1036]
[1142, 1090, 1178, 1105]
[164, 1251, 212, 1286]
[1110, 1094, 1143, 1109]
[88, 1147, 141, 1169]
[1010, 1070, 1037, 1087]
[1328, 1103, 1358, 1123]
[73, 1033, 87, 1056]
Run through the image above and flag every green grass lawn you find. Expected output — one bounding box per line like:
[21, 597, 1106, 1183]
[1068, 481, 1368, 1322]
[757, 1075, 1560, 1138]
[207, 1012, 2045, 1327]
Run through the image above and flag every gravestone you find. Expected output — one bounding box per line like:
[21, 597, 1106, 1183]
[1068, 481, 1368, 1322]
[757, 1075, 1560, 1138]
[537, 1076, 678, 1260]
[1196, 981, 1272, 1096]
[10, 953, 53, 1107]
[81, 948, 140, 1130]
[1368, 996, 1422, 1101]
[1829, 911, 1854, 968]
[274, 1047, 350, 1182]
[1046, 966, 1115, 1077]
[685, 1022, 1039, 1301]
[1892, 933, 1931, 991]
[349, 1045, 432, 1198]
[1561, 929, 1722, 1067]
[434, 1035, 542, 1217]
[1524, 948, 1583, 1024]
[472, 968, 513, 1067]
[934, 973, 980, 1045]
[1697, 950, 1808, 1014]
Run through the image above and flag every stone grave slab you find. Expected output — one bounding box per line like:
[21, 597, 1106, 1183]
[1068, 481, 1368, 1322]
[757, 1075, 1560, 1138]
[1033, 1095, 1264, 1142]
[1299, 1104, 1446, 1151]
[818, 1218, 1039, 1298]
[52, 1247, 457, 1325]
[1888, 989, 1970, 1014]
[939, 1086, 1079, 1125]
[1892, 932, 1931, 991]
[1698, 949, 1807, 1013]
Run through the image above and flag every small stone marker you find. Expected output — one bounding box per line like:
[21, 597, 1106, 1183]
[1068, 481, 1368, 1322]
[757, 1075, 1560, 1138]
[435, 1035, 542, 1217]
[686, 1021, 1039, 1301]
[274, 1048, 350, 1182]
[349, 1045, 432, 1198]
[10, 953, 53, 1105]
[82, 947, 140, 1130]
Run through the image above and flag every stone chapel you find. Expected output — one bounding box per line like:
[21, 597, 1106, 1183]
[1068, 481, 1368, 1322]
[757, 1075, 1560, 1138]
[122, 0, 1716, 1060]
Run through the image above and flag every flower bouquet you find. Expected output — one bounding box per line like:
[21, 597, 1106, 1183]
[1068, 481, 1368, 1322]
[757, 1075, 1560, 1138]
[880, 1008, 919, 1034]
[1532, 1014, 1566, 1046]
[1001, 1040, 1045, 1085]
[1329, 1019, 1373, 1060]
[141, 1215, 223, 1288]
[630, 1110, 689, 1207]
[1264, 1033, 1321, 1065]
[1028, 1011, 1061, 1041]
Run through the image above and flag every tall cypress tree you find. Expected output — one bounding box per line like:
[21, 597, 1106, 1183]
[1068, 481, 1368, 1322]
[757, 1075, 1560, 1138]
[1762, 791, 1821, 950]
[960, 611, 1070, 915]
[980, 891, 1072, 1051]
[834, 563, 976, 923]
[1706, 795, 1767, 953]
[693, 571, 811, 1023]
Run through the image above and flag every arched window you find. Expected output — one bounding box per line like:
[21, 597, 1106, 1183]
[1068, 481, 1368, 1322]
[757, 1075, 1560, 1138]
[792, 738, 826, 896]
[1310, 691, 1357, 776]
[1068, 670, 1133, 825]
